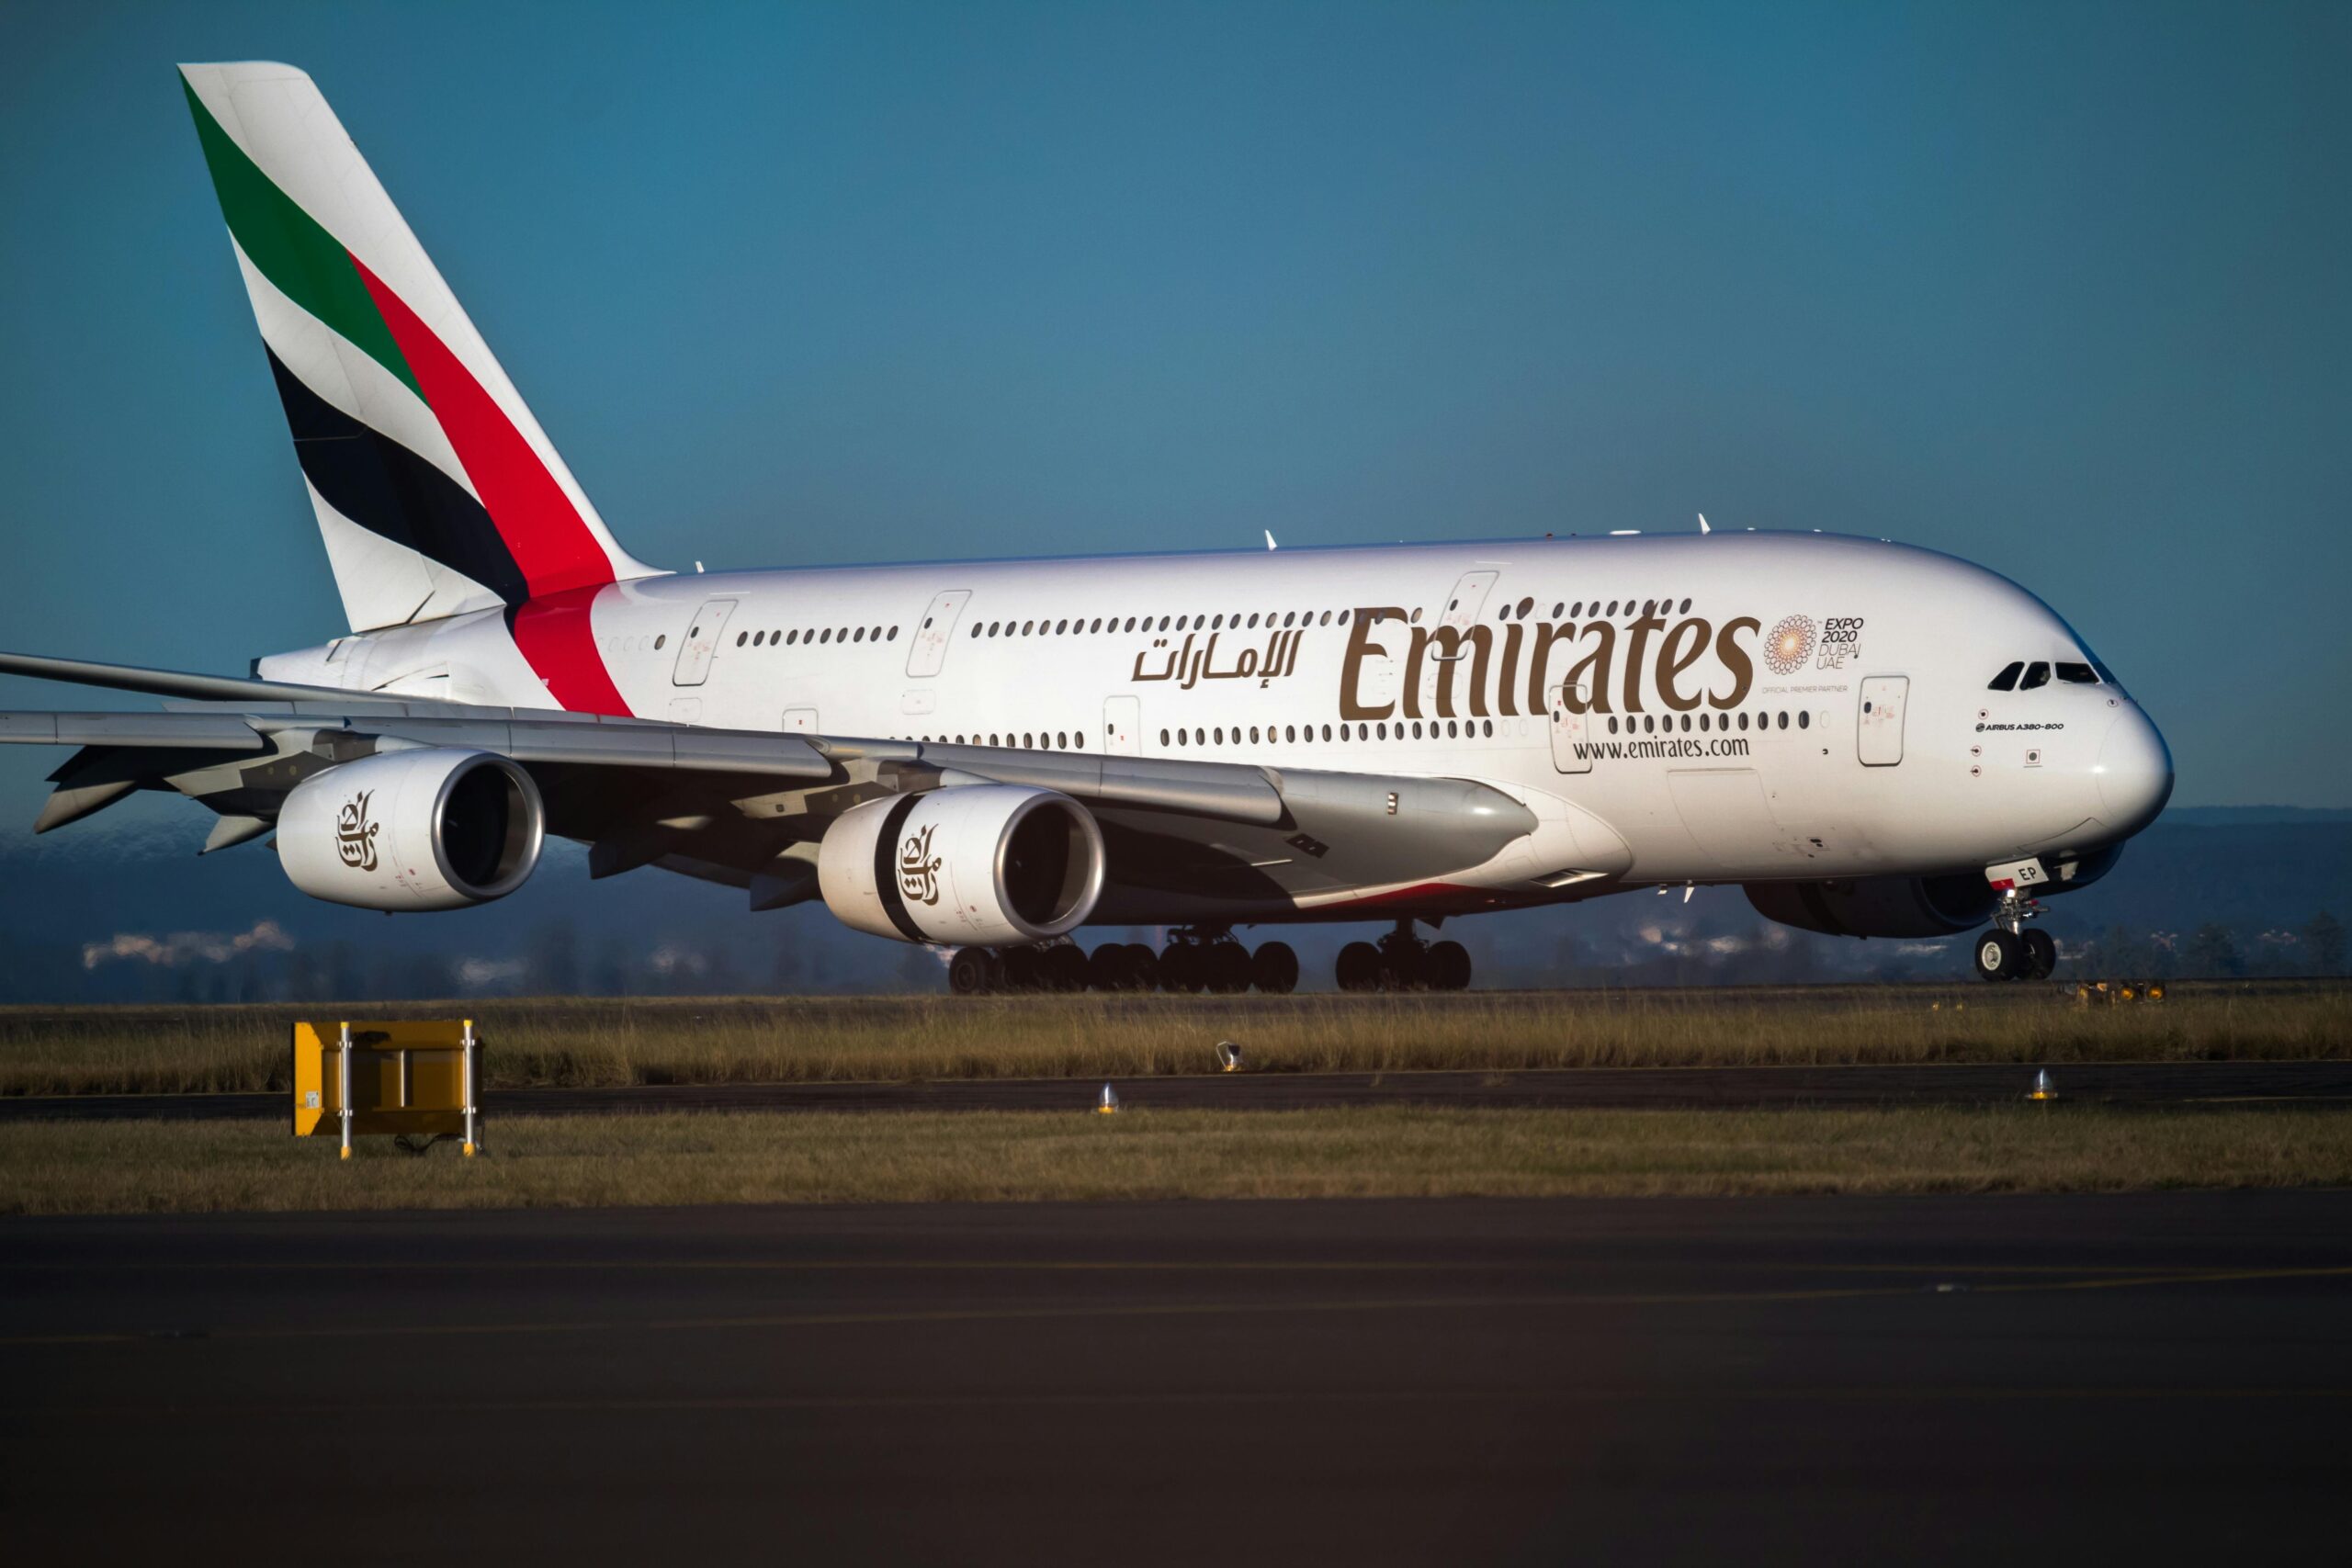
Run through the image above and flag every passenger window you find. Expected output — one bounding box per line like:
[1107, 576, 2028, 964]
[2020, 662, 2052, 690]
[2055, 662, 2098, 684]
[1988, 662, 2022, 691]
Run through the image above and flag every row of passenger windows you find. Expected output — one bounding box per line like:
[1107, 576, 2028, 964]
[1146, 706, 1804, 750]
[1490, 596, 1694, 621]
[975, 609, 1356, 638]
[959, 595, 1702, 641]
[656, 592, 1713, 660]
[912, 732, 1088, 750]
[1604, 708, 1804, 734]
[736, 625, 900, 649]
[1988, 660, 2105, 692]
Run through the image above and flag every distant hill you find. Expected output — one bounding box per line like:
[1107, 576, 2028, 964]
[0, 802, 2341, 1001]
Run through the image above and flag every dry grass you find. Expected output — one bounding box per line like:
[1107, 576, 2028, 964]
[1, 984, 2344, 1099]
[5, 1103, 2350, 1215]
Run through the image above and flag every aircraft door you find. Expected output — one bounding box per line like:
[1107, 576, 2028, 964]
[906, 589, 971, 678]
[1102, 695, 1141, 757]
[1547, 682, 1593, 773]
[672, 599, 737, 687]
[1858, 675, 1908, 766]
[1418, 570, 1498, 716]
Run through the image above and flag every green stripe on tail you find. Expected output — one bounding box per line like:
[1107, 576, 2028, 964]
[180, 76, 421, 400]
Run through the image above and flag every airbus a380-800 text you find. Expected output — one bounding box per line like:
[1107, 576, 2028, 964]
[0, 62, 2173, 994]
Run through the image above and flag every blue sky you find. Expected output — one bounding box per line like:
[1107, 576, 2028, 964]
[1, 0, 2346, 818]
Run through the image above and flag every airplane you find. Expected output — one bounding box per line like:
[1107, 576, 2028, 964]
[0, 62, 2173, 995]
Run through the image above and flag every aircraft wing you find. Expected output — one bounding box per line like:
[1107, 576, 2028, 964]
[0, 653, 1571, 919]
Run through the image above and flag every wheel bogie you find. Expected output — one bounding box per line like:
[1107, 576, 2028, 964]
[1974, 928, 2023, 982]
[2021, 928, 2058, 980]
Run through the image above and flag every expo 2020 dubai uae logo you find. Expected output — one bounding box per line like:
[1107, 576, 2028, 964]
[1764, 615, 1815, 676]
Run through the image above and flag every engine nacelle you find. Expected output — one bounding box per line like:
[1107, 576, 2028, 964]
[277, 748, 544, 911]
[1744, 874, 1996, 940]
[819, 784, 1105, 946]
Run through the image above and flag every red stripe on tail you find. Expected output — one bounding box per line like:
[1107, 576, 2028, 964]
[511, 588, 633, 717]
[350, 255, 613, 600]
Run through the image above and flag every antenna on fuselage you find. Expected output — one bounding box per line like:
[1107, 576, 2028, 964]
[1697, 513, 1711, 535]
[1264, 530, 1279, 551]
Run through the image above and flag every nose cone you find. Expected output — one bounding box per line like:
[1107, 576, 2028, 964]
[2094, 706, 2173, 837]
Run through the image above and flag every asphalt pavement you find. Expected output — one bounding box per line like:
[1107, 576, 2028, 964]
[8, 1058, 2352, 1122]
[6, 1191, 2350, 1563]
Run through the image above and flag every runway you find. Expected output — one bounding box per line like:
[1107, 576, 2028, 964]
[8, 1057, 2352, 1122]
[6, 1192, 2350, 1563]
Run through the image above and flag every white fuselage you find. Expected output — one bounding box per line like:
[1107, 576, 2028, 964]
[258, 531, 2173, 916]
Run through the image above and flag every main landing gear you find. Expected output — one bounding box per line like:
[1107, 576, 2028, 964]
[946, 928, 1300, 996]
[1973, 890, 2058, 983]
[1335, 920, 1472, 993]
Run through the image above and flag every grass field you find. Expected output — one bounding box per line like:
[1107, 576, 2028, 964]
[4, 1103, 2348, 1214]
[0, 982, 2343, 1099]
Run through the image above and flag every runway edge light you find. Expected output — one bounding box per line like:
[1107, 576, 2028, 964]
[2030, 1068, 2057, 1102]
[1098, 1084, 1121, 1114]
[1216, 1041, 1244, 1073]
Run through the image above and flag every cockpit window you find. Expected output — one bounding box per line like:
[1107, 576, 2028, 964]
[1988, 661, 2023, 692]
[2019, 661, 2052, 690]
[2054, 662, 2098, 684]
[2091, 660, 2120, 686]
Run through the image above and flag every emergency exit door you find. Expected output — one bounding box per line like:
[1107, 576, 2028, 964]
[905, 590, 971, 679]
[1858, 675, 1908, 765]
[1102, 695, 1141, 756]
[1418, 570, 1498, 717]
[672, 599, 736, 687]
[1547, 682, 1593, 774]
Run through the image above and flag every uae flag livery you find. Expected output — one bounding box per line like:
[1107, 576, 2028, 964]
[179, 62, 655, 714]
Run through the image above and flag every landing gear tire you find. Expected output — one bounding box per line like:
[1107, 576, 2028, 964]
[1974, 929, 2023, 983]
[1336, 942, 1380, 993]
[948, 947, 997, 996]
[2021, 928, 2057, 980]
[1206, 941, 1252, 995]
[1001, 946, 1047, 992]
[1045, 944, 1089, 992]
[1125, 943, 1160, 992]
[1250, 942, 1299, 995]
[1426, 940, 1472, 993]
[1159, 942, 1206, 995]
[1088, 942, 1134, 992]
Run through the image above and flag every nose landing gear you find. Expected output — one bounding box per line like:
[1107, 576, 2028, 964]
[1973, 892, 2058, 982]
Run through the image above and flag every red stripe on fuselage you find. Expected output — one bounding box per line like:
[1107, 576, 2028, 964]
[350, 255, 613, 600]
[511, 587, 633, 717]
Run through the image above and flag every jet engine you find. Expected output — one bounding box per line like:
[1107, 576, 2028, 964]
[818, 784, 1106, 946]
[277, 748, 544, 911]
[1743, 874, 1996, 940]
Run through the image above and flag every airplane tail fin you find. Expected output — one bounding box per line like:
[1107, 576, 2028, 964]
[178, 62, 662, 633]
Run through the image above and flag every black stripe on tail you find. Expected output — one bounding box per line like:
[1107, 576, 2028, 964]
[265, 346, 527, 605]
